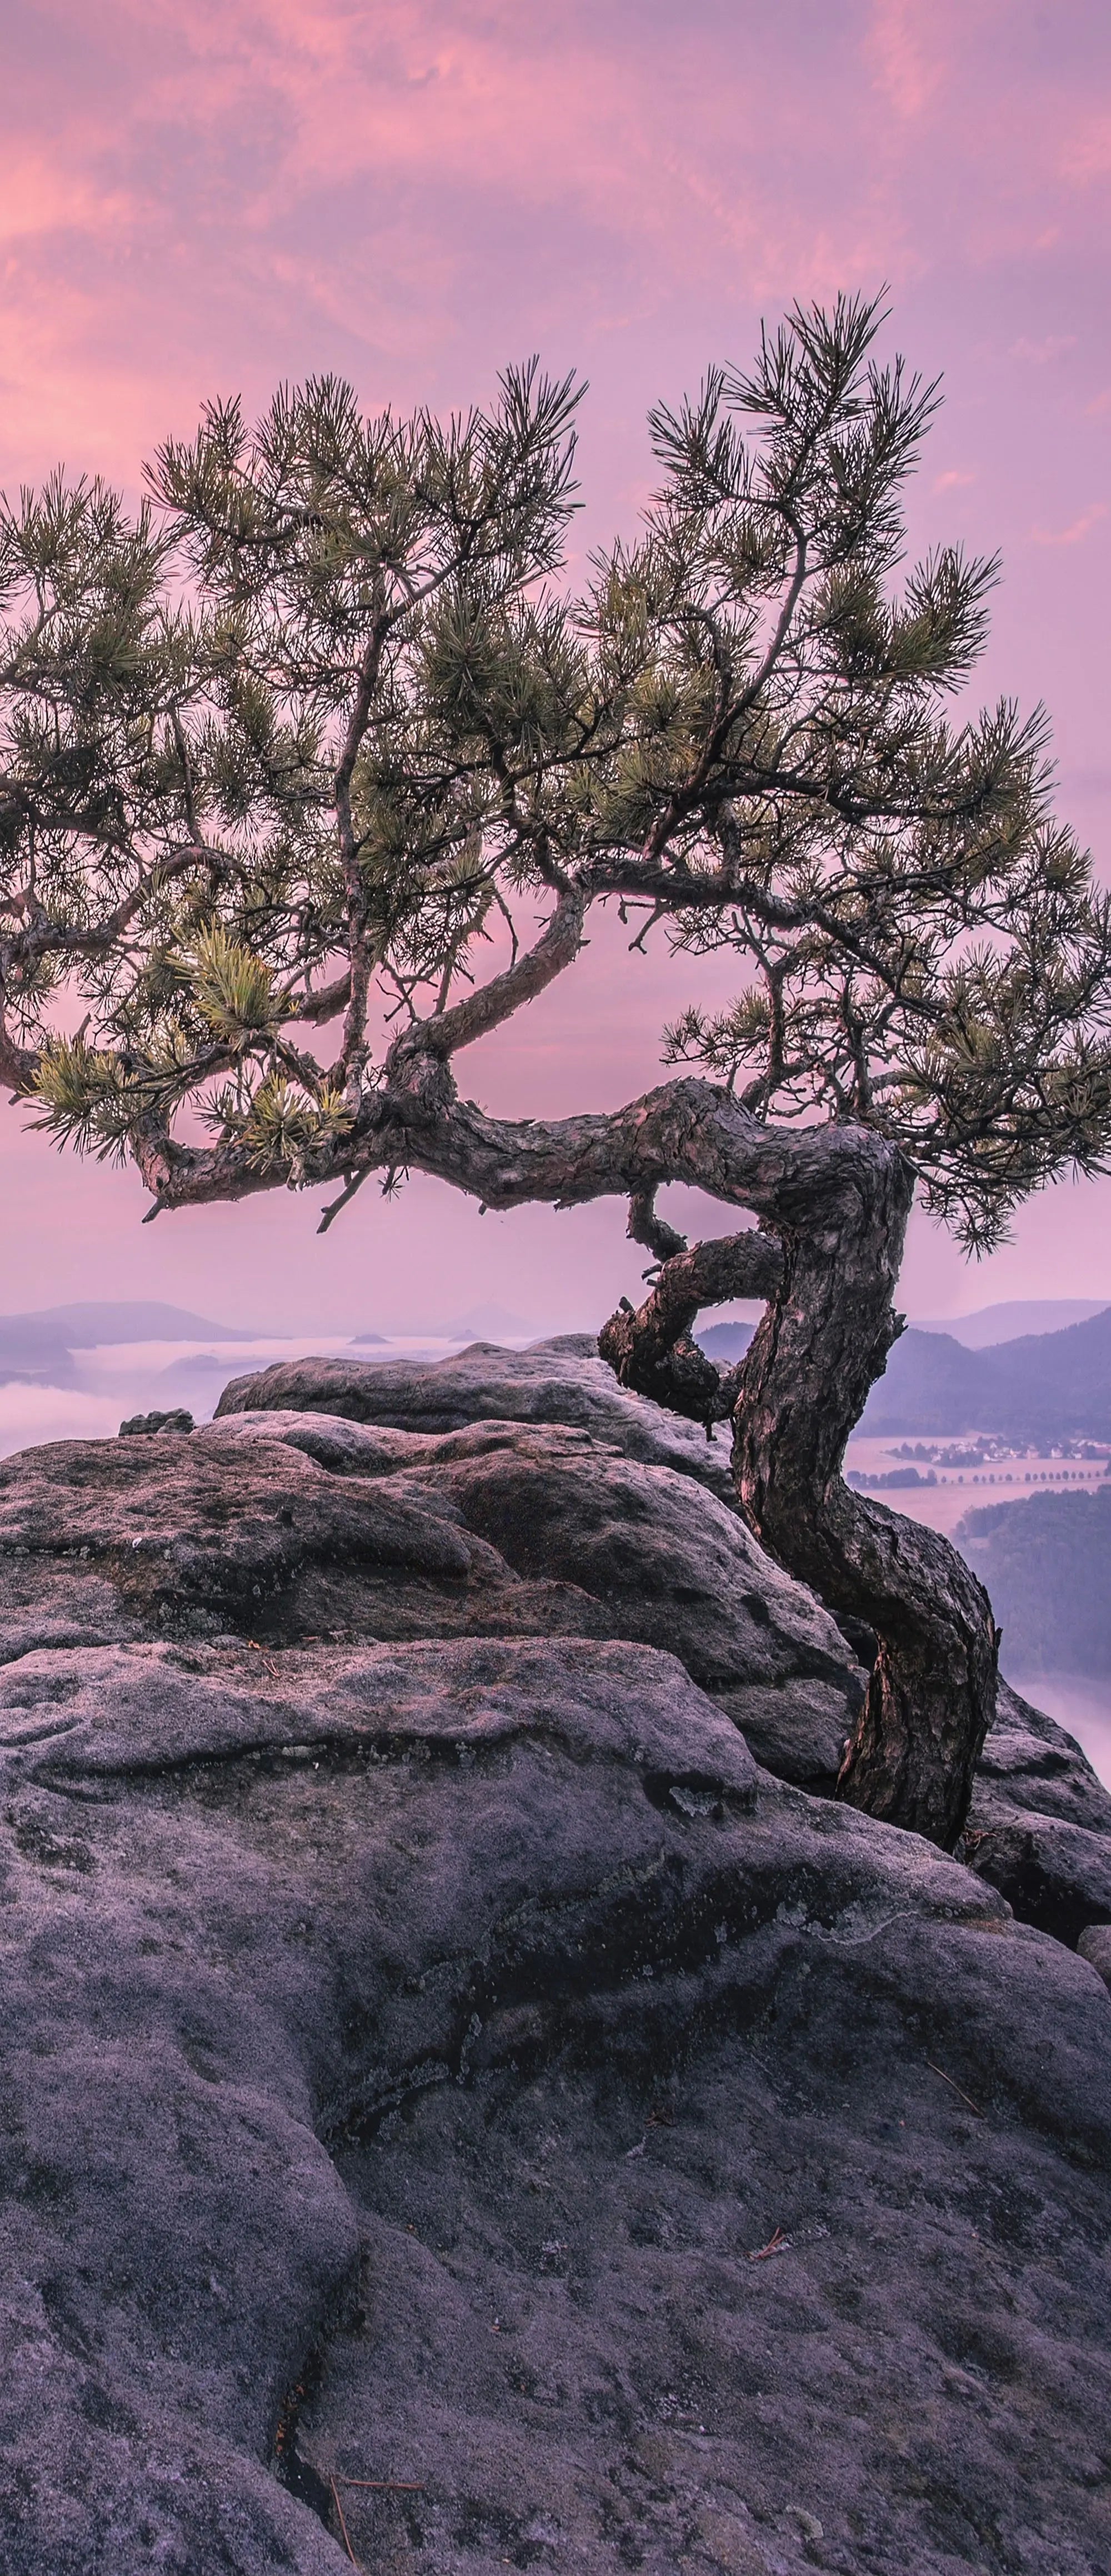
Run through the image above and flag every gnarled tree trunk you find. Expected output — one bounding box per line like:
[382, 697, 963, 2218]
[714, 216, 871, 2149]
[600, 1121, 998, 1851]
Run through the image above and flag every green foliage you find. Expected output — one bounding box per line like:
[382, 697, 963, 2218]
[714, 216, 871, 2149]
[2, 296, 1109, 1240]
[31, 1036, 175, 1163]
[188, 925, 285, 1044]
[203, 1073, 353, 1184]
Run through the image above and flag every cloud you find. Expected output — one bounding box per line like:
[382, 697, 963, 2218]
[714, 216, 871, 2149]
[0, 152, 132, 249]
[933, 468, 976, 491]
[0, 1382, 123, 1460]
[1060, 110, 1111, 183]
[865, 0, 949, 119]
[1011, 334, 1078, 364]
[1029, 502, 1107, 547]
[0, 0, 1100, 493]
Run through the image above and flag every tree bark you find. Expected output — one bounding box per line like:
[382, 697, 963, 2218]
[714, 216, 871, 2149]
[594, 1120, 999, 1851]
[726, 1154, 998, 1851]
[598, 1222, 783, 1427]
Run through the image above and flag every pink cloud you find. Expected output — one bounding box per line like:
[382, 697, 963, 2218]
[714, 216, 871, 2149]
[1, 0, 1110, 1329]
[0, 152, 132, 246]
[1029, 502, 1108, 547]
[1060, 109, 1111, 183]
[864, 0, 950, 120]
[1012, 334, 1078, 364]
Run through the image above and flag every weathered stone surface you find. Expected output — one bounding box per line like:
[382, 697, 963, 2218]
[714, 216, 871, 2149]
[1079, 1922, 1111, 1990]
[202, 1405, 436, 1479]
[213, 1334, 740, 1503]
[1, 1354, 1109, 2571]
[0, 1427, 489, 1655]
[118, 1405, 195, 1436]
[0, 1625, 1109, 2574]
[390, 1422, 862, 1777]
[199, 1397, 863, 1788]
[8, 1355, 1111, 1934]
[202, 1412, 859, 1780]
[960, 1679, 1111, 1946]
[0, 1395, 867, 1787]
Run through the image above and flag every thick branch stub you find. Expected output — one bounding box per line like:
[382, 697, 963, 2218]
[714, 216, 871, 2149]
[599, 1219, 784, 1427]
[627, 1189, 688, 1267]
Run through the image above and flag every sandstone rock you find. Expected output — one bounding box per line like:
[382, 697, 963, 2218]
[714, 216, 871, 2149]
[9, 1364, 1111, 1934]
[961, 1679, 1111, 1946]
[380, 1418, 862, 1785]
[118, 1406, 195, 1436]
[0, 1430, 482, 1654]
[0, 1626, 1109, 2574]
[0, 1402, 867, 1788]
[201, 1404, 434, 1478]
[1079, 1922, 1111, 1989]
[199, 1400, 864, 1788]
[208, 1343, 1111, 1936]
[213, 1334, 740, 1503]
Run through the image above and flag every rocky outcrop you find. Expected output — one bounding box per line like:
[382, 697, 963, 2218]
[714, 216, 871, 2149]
[2, 1370, 867, 1791]
[0, 1344, 1108, 2573]
[202, 1406, 861, 1789]
[118, 1405, 196, 1436]
[211, 1342, 1111, 1900]
[212, 1334, 741, 1502]
[959, 1677, 1111, 1947]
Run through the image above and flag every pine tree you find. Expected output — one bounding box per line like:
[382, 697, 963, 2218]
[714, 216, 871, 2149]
[3, 300, 1110, 1845]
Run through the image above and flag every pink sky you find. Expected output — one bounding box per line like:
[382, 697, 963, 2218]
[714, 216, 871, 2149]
[2, 0, 1110, 1333]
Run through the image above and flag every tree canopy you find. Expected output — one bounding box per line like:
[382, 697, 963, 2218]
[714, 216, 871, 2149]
[3, 293, 1109, 1248]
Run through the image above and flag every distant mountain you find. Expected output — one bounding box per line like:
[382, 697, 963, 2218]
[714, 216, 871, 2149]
[913, 1298, 1110, 1348]
[692, 1301, 1111, 1444]
[859, 1330, 992, 1435]
[442, 1304, 532, 1339]
[959, 1487, 1111, 1671]
[158, 1352, 253, 1380]
[698, 1321, 756, 1364]
[1, 1301, 255, 1346]
[862, 1306, 1111, 1441]
[0, 1322, 75, 1387]
[0, 1302, 256, 1389]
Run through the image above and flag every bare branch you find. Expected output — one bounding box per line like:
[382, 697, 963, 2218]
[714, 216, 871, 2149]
[387, 883, 586, 1074]
[292, 968, 353, 1026]
[317, 1166, 371, 1234]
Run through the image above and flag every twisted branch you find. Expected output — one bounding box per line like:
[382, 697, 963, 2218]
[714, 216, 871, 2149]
[599, 1201, 784, 1426]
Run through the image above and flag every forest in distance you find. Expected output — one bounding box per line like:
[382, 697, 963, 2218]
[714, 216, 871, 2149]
[958, 1487, 1111, 1671]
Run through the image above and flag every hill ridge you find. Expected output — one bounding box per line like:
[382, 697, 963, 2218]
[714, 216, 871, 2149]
[863, 1303, 1111, 1439]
